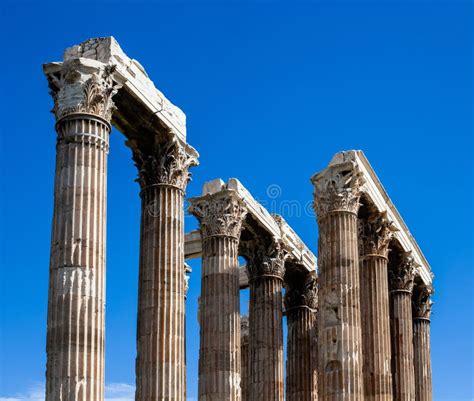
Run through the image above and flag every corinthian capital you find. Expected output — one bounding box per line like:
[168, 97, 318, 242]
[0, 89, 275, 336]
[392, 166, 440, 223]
[241, 315, 249, 343]
[189, 192, 247, 239]
[128, 136, 199, 192]
[46, 59, 120, 122]
[413, 283, 434, 320]
[311, 162, 364, 219]
[285, 272, 318, 311]
[243, 238, 287, 282]
[359, 211, 398, 258]
[389, 251, 418, 293]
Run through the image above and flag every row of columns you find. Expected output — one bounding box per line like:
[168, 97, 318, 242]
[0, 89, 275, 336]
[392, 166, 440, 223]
[189, 192, 320, 401]
[312, 164, 434, 401]
[45, 63, 198, 401]
[45, 62, 432, 401]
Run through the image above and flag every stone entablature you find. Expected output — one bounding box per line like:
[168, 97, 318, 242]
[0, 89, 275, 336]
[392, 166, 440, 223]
[50, 37, 186, 139]
[184, 178, 317, 274]
[44, 37, 198, 163]
[311, 150, 432, 285]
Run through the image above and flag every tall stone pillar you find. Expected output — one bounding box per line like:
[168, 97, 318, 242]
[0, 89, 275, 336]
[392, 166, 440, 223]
[246, 240, 286, 401]
[190, 192, 247, 401]
[389, 252, 417, 401]
[311, 164, 365, 401]
[129, 136, 198, 401]
[412, 283, 434, 401]
[359, 212, 397, 401]
[241, 316, 250, 401]
[44, 63, 119, 400]
[285, 272, 319, 401]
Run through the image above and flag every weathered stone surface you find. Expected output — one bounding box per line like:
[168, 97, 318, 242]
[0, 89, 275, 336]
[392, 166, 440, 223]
[132, 134, 196, 401]
[285, 272, 318, 401]
[245, 239, 286, 401]
[312, 163, 365, 401]
[241, 316, 249, 401]
[45, 113, 112, 400]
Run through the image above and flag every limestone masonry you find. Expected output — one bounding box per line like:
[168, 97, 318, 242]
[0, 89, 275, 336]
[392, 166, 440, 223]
[43, 37, 433, 401]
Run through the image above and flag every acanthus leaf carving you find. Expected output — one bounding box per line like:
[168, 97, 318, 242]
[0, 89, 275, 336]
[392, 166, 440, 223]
[127, 136, 199, 192]
[189, 193, 247, 239]
[241, 315, 249, 342]
[413, 283, 434, 320]
[48, 63, 120, 122]
[389, 251, 418, 293]
[285, 272, 318, 311]
[244, 238, 287, 281]
[312, 162, 365, 219]
[359, 211, 398, 258]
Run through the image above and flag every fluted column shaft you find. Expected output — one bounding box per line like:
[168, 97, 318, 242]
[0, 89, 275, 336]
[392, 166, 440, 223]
[135, 185, 186, 400]
[44, 61, 119, 401]
[413, 319, 432, 401]
[130, 135, 198, 401]
[199, 235, 241, 400]
[360, 255, 393, 401]
[241, 317, 249, 401]
[318, 211, 364, 400]
[412, 283, 433, 401]
[248, 276, 284, 401]
[390, 290, 415, 401]
[286, 307, 318, 401]
[46, 114, 110, 401]
[190, 191, 247, 401]
[389, 253, 417, 401]
[312, 161, 365, 401]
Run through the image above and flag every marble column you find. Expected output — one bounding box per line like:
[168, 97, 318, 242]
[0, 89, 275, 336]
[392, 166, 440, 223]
[129, 136, 198, 401]
[285, 272, 319, 401]
[241, 316, 249, 401]
[412, 283, 434, 401]
[389, 252, 417, 401]
[246, 240, 286, 401]
[45, 64, 118, 400]
[311, 164, 365, 401]
[190, 192, 247, 401]
[359, 212, 397, 401]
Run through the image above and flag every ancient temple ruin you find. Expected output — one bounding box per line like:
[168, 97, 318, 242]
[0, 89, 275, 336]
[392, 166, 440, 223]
[43, 37, 433, 401]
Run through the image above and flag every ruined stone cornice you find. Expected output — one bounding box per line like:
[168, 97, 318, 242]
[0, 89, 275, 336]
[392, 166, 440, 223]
[389, 251, 418, 293]
[412, 283, 434, 320]
[311, 161, 364, 219]
[285, 272, 318, 312]
[359, 211, 398, 259]
[189, 190, 247, 240]
[127, 135, 198, 193]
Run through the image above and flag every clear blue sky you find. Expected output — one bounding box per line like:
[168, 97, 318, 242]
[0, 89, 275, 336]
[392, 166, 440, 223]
[0, 1, 472, 400]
